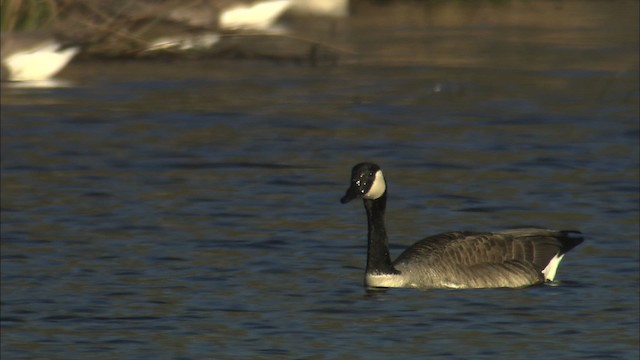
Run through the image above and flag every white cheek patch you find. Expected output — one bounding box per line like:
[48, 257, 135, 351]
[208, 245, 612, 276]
[363, 170, 386, 200]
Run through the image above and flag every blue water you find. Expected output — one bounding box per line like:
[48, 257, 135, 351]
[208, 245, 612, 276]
[2, 2, 639, 359]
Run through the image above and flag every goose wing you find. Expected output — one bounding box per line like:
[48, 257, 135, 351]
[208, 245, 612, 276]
[392, 229, 583, 288]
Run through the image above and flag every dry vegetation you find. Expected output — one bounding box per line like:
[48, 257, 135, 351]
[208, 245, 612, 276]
[1, 0, 58, 32]
[1, 0, 351, 62]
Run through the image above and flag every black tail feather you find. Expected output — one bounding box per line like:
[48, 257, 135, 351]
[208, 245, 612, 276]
[558, 230, 584, 254]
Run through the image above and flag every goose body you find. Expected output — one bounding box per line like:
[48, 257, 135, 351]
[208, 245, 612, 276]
[219, 0, 292, 30]
[1, 33, 79, 82]
[341, 162, 583, 289]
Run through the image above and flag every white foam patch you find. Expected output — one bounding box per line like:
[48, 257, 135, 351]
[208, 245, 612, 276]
[363, 170, 386, 200]
[542, 253, 565, 281]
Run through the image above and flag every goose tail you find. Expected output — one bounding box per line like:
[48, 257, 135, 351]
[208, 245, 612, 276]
[542, 230, 583, 281]
[558, 230, 584, 255]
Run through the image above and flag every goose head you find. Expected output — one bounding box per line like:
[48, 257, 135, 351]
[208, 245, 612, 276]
[341, 162, 387, 203]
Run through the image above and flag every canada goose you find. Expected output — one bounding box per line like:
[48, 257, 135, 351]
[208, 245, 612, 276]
[340, 162, 584, 289]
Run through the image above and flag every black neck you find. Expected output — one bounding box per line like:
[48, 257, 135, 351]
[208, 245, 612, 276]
[363, 192, 398, 275]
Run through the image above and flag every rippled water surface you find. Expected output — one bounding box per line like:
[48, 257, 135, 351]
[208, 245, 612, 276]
[2, 1, 639, 359]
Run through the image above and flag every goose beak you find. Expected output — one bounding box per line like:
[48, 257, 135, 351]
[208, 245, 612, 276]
[340, 186, 361, 204]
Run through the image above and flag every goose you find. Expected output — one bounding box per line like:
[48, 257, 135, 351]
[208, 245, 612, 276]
[340, 162, 584, 289]
[1, 33, 79, 82]
[219, 0, 292, 31]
